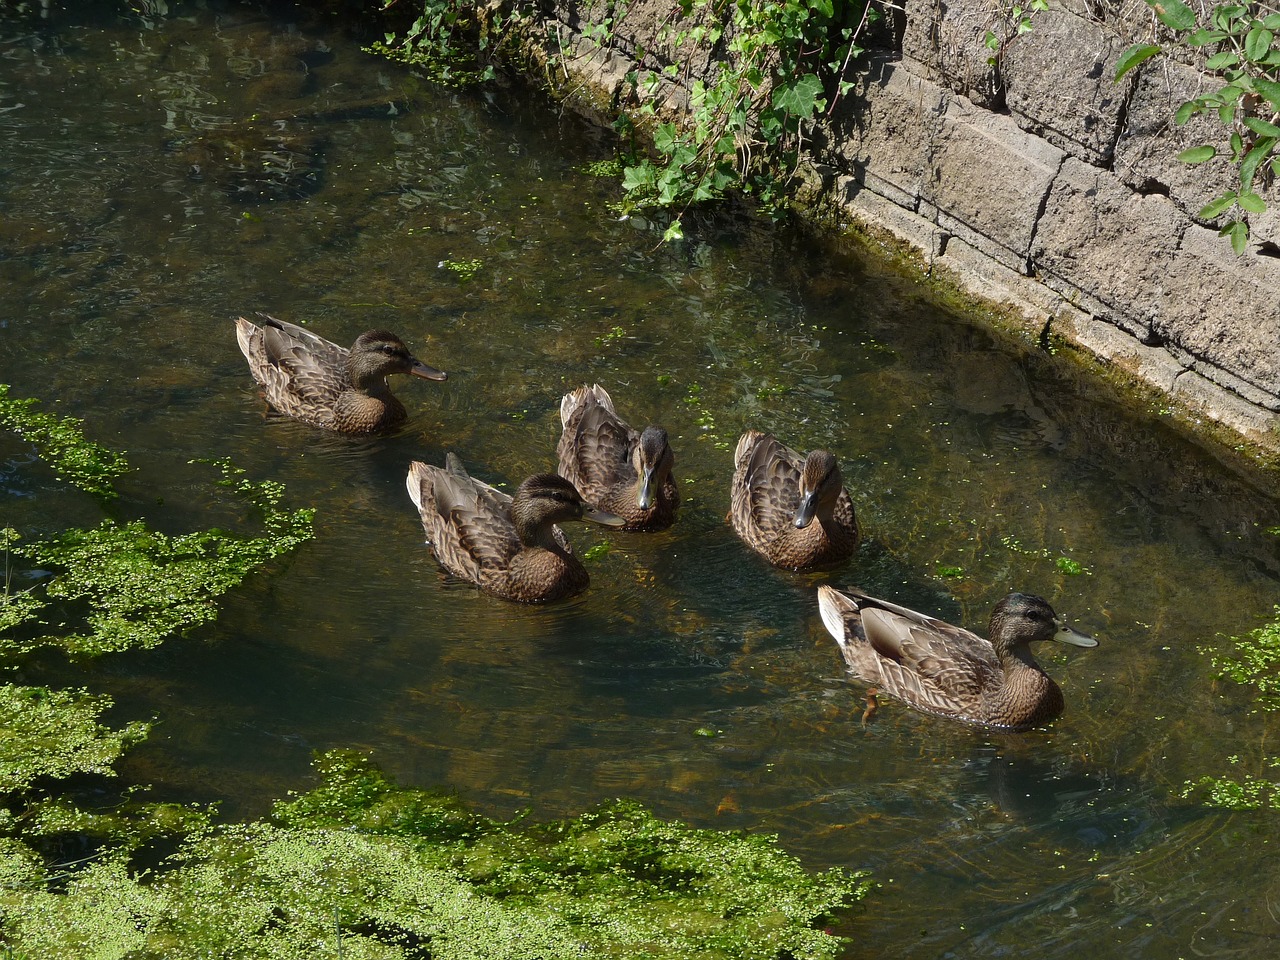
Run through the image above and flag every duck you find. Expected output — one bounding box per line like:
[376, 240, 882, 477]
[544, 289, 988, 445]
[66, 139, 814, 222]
[817, 585, 1097, 730]
[728, 430, 859, 569]
[556, 384, 678, 531]
[234, 313, 447, 434]
[406, 454, 625, 603]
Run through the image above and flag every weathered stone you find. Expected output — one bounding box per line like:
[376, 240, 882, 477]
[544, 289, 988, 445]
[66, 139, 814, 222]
[922, 96, 1065, 272]
[901, 0, 1002, 109]
[819, 57, 947, 210]
[1000, 9, 1128, 165]
[1113, 59, 1238, 217]
[1159, 224, 1280, 402]
[1031, 157, 1186, 340]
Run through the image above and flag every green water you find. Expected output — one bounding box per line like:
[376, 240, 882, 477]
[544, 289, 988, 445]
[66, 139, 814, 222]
[3, 2, 1280, 956]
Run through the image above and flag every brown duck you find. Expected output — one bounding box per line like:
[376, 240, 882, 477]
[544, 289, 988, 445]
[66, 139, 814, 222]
[557, 384, 678, 531]
[235, 314, 447, 434]
[817, 586, 1097, 730]
[728, 430, 859, 569]
[406, 454, 624, 603]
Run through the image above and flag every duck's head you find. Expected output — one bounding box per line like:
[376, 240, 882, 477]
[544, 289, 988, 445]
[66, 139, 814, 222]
[990, 593, 1097, 653]
[632, 426, 674, 510]
[349, 330, 448, 383]
[512, 474, 625, 545]
[794, 449, 843, 528]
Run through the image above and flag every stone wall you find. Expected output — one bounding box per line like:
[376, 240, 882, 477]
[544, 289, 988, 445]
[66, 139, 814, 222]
[523, 0, 1280, 451]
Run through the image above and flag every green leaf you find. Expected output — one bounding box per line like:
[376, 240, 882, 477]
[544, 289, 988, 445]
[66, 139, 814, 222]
[1265, 13, 1280, 29]
[1188, 28, 1229, 46]
[1150, 0, 1197, 32]
[1221, 219, 1249, 254]
[1114, 43, 1162, 81]
[1244, 116, 1280, 138]
[1238, 191, 1268, 214]
[1205, 50, 1240, 70]
[772, 73, 825, 118]
[1239, 136, 1276, 190]
[1198, 190, 1239, 219]
[1245, 26, 1274, 61]
[1177, 144, 1217, 163]
[653, 122, 679, 155]
[662, 219, 684, 242]
[1254, 75, 1280, 109]
[1219, 100, 1238, 124]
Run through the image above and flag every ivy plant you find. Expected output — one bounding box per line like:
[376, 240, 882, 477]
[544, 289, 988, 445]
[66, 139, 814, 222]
[1115, 0, 1280, 253]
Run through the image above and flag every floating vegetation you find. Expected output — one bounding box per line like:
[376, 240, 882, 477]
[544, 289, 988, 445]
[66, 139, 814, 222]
[0, 384, 129, 500]
[11, 460, 314, 657]
[1184, 604, 1280, 810]
[439, 257, 484, 281]
[0, 685, 148, 794]
[999, 534, 1092, 576]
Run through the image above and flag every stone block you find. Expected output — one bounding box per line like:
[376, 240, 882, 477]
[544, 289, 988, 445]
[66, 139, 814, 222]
[1001, 9, 1129, 165]
[1158, 224, 1280, 401]
[1032, 157, 1187, 339]
[821, 57, 948, 211]
[901, 0, 1002, 109]
[922, 97, 1066, 271]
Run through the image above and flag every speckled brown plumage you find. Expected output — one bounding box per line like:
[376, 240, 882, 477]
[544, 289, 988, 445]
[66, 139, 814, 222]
[818, 586, 1097, 730]
[235, 314, 446, 434]
[557, 384, 678, 532]
[728, 430, 859, 570]
[405, 454, 624, 603]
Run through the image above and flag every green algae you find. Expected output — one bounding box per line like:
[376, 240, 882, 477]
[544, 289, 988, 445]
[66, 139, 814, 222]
[0, 384, 129, 500]
[9, 460, 314, 657]
[0, 752, 868, 959]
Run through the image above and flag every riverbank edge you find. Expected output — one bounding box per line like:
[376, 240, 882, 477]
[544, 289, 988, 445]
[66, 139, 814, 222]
[465, 0, 1280, 472]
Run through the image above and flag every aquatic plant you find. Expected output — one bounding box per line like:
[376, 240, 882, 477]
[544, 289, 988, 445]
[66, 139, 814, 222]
[1184, 605, 1280, 809]
[9, 460, 314, 656]
[0, 384, 129, 499]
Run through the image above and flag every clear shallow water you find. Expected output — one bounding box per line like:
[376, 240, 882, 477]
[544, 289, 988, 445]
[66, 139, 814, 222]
[3, 1, 1280, 956]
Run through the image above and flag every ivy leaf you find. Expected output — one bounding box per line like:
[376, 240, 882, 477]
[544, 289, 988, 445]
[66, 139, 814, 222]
[772, 73, 825, 119]
[1148, 0, 1196, 32]
[662, 219, 684, 242]
[1114, 43, 1162, 80]
[1177, 144, 1217, 163]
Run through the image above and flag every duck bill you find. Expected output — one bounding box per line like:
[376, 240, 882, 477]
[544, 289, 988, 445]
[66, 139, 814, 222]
[1052, 620, 1098, 648]
[408, 359, 448, 381]
[635, 466, 656, 510]
[793, 492, 817, 529]
[583, 505, 626, 528]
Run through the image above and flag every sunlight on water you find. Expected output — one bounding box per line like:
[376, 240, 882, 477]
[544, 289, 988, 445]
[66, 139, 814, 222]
[4, 1, 1280, 957]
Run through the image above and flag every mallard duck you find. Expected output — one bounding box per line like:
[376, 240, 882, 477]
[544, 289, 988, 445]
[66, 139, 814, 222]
[406, 454, 624, 603]
[817, 586, 1097, 730]
[556, 384, 678, 531]
[234, 314, 447, 434]
[728, 430, 859, 569]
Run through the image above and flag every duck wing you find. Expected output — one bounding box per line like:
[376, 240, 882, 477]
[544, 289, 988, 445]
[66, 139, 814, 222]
[557, 385, 635, 496]
[820, 586, 1002, 720]
[735, 431, 803, 542]
[255, 314, 349, 405]
[407, 457, 521, 584]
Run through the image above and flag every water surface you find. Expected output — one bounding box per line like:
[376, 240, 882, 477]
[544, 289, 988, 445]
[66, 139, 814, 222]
[3, 2, 1280, 957]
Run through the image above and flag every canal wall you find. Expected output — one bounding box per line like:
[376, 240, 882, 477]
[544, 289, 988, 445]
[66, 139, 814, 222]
[511, 0, 1280, 454]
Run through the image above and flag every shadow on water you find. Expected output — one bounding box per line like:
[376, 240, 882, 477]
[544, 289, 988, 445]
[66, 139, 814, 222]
[5, 1, 1280, 957]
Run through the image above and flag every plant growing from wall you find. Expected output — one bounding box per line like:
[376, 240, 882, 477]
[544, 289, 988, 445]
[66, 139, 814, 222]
[617, 0, 877, 239]
[1115, 0, 1280, 254]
